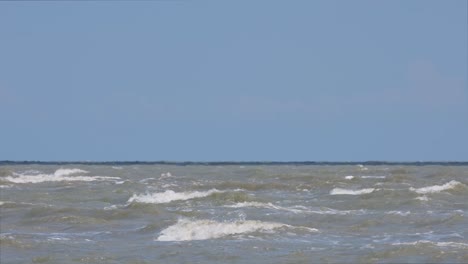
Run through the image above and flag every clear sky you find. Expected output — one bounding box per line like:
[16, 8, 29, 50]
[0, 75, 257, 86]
[0, 0, 467, 161]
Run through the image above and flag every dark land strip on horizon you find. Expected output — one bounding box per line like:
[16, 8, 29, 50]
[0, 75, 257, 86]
[0, 161, 467, 166]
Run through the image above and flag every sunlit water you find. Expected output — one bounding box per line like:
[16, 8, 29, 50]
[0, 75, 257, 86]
[1, 164, 467, 263]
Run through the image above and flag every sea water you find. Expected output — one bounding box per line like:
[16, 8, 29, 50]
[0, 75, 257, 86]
[1, 163, 467, 263]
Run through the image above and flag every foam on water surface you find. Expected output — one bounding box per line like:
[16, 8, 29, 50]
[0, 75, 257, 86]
[392, 240, 468, 249]
[1, 163, 467, 263]
[156, 218, 318, 241]
[128, 189, 224, 204]
[386, 211, 411, 216]
[361, 175, 386, 179]
[330, 188, 376, 195]
[415, 196, 430, 201]
[225, 202, 367, 215]
[409, 180, 463, 194]
[225, 202, 304, 214]
[54, 168, 88, 177]
[4, 168, 120, 183]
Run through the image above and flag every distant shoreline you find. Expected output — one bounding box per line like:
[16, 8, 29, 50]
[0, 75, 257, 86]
[1, 161, 467, 166]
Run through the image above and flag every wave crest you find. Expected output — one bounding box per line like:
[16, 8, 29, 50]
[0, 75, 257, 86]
[4, 168, 119, 183]
[128, 189, 224, 204]
[225, 202, 367, 215]
[156, 218, 318, 241]
[409, 181, 464, 194]
[330, 188, 375, 195]
[392, 240, 468, 249]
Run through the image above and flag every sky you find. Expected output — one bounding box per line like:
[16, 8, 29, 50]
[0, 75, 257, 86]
[0, 0, 467, 161]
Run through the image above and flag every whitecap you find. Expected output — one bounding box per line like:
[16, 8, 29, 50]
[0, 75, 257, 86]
[156, 218, 318, 241]
[386, 211, 411, 216]
[54, 168, 88, 177]
[392, 240, 468, 249]
[161, 183, 177, 188]
[127, 189, 224, 204]
[361, 176, 386, 179]
[344, 175, 355, 180]
[139, 178, 156, 183]
[357, 164, 369, 171]
[225, 202, 304, 214]
[415, 196, 429, 201]
[225, 202, 367, 215]
[409, 180, 463, 194]
[160, 172, 172, 178]
[48, 237, 70, 241]
[103, 205, 119, 210]
[330, 188, 375, 195]
[4, 168, 120, 184]
[115, 180, 130, 185]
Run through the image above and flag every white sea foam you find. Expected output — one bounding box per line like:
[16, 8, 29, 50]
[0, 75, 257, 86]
[225, 202, 367, 215]
[128, 189, 224, 204]
[225, 202, 304, 214]
[160, 172, 172, 178]
[386, 211, 411, 216]
[4, 168, 120, 183]
[156, 218, 318, 241]
[330, 188, 375, 195]
[161, 183, 177, 188]
[357, 164, 369, 171]
[115, 180, 128, 185]
[415, 196, 429, 201]
[344, 175, 355, 180]
[54, 168, 88, 177]
[361, 176, 386, 179]
[409, 180, 463, 194]
[392, 240, 468, 249]
[103, 205, 119, 210]
[139, 178, 156, 183]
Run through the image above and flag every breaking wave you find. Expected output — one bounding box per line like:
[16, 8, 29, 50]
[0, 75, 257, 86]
[156, 218, 318, 241]
[392, 240, 468, 249]
[4, 168, 120, 183]
[361, 176, 386, 179]
[225, 202, 304, 214]
[225, 202, 367, 215]
[128, 189, 225, 204]
[409, 181, 464, 194]
[330, 188, 376, 195]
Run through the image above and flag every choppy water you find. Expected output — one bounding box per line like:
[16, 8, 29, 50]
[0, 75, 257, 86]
[1, 164, 467, 263]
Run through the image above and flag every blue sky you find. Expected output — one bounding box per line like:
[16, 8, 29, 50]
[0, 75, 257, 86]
[0, 0, 467, 161]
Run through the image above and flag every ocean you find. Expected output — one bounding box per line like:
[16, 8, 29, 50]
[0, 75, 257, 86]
[1, 163, 467, 263]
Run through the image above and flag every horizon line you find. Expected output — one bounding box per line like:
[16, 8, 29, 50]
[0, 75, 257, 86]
[1, 160, 467, 166]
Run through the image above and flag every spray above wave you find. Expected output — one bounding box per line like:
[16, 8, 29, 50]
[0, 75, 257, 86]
[4, 168, 120, 183]
[156, 218, 318, 241]
[128, 189, 225, 204]
[330, 188, 376, 195]
[409, 181, 464, 194]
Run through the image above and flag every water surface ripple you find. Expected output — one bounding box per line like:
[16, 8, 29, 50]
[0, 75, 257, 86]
[1, 164, 467, 263]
